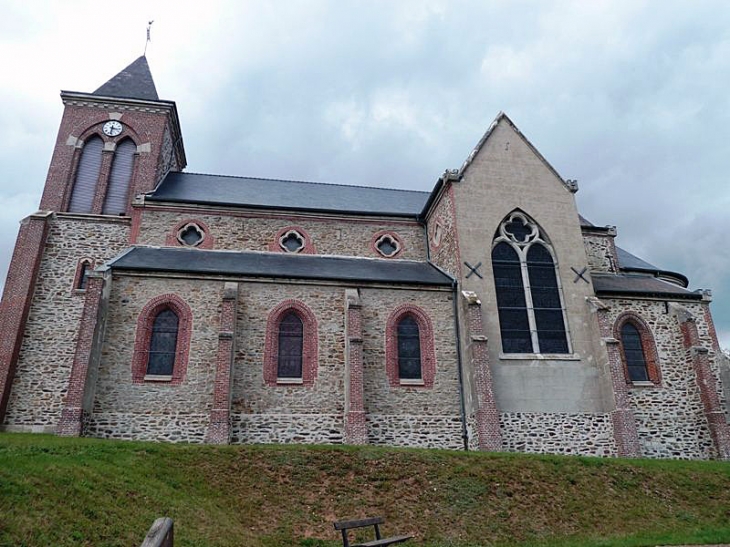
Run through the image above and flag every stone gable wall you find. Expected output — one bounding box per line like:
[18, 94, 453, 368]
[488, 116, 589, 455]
[603, 298, 716, 459]
[134, 207, 426, 260]
[3, 216, 129, 430]
[86, 275, 222, 442]
[426, 184, 461, 277]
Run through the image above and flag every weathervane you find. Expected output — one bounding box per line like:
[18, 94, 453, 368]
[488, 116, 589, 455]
[144, 20, 154, 55]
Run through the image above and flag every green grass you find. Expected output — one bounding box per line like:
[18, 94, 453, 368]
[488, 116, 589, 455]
[1, 433, 730, 546]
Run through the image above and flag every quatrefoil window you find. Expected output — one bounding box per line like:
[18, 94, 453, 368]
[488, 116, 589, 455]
[500, 213, 538, 245]
[177, 223, 205, 247]
[375, 234, 400, 258]
[279, 230, 305, 253]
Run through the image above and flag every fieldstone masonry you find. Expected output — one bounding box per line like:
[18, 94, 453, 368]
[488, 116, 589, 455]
[2, 60, 729, 461]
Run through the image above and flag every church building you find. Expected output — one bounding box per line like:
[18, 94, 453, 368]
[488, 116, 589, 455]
[1, 56, 728, 459]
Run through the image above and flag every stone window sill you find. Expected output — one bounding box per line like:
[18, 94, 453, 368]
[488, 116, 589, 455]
[277, 377, 304, 385]
[72, 289, 87, 296]
[629, 380, 659, 388]
[144, 374, 173, 382]
[399, 378, 425, 386]
[499, 353, 581, 361]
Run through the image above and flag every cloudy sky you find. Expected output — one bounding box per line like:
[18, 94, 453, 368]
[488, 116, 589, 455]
[1, 0, 729, 347]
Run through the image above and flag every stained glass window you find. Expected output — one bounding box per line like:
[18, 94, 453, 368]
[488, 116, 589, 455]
[147, 309, 179, 376]
[278, 312, 303, 378]
[527, 244, 568, 353]
[621, 322, 649, 382]
[492, 242, 532, 353]
[397, 315, 422, 379]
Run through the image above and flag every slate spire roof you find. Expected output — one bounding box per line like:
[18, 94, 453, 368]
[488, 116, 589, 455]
[93, 56, 159, 101]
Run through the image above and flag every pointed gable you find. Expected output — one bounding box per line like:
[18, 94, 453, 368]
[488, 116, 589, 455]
[93, 56, 159, 101]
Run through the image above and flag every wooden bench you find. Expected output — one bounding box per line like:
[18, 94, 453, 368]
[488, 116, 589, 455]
[333, 517, 413, 547]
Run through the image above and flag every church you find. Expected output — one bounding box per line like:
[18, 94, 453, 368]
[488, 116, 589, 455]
[1, 56, 728, 459]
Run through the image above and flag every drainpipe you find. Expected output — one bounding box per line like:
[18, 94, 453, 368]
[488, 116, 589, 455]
[421, 218, 469, 450]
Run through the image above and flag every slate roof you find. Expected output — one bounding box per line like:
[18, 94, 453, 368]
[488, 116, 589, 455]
[148, 172, 431, 217]
[616, 246, 658, 271]
[591, 273, 700, 300]
[108, 247, 454, 286]
[93, 56, 159, 101]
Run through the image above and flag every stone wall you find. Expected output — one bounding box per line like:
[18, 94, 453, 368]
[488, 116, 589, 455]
[360, 287, 463, 449]
[134, 207, 427, 260]
[582, 231, 617, 273]
[3, 215, 129, 430]
[499, 412, 617, 456]
[230, 282, 347, 443]
[603, 298, 717, 459]
[86, 275, 221, 442]
[425, 184, 461, 276]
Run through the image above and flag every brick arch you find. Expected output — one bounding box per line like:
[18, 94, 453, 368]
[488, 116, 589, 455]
[131, 294, 193, 385]
[263, 299, 318, 386]
[614, 311, 661, 385]
[166, 218, 215, 249]
[385, 303, 436, 388]
[77, 119, 142, 146]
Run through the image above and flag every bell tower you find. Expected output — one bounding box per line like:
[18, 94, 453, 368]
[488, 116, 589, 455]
[39, 56, 186, 215]
[0, 56, 185, 426]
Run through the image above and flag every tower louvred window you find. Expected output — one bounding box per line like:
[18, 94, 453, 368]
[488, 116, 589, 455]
[68, 136, 103, 213]
[491, 212, 570, 355]
[103, 138, 136, 215]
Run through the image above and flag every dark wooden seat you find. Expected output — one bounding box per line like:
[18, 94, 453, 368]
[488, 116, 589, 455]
[333, 517, 413, 547]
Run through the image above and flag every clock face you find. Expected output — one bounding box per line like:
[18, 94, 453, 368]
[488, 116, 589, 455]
[103, 120, 123, 137]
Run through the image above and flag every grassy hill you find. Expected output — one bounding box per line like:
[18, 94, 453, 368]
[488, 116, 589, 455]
[1, 433, 730, 546]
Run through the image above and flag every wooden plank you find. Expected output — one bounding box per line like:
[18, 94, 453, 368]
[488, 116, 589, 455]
[334, 517, 385, 530]
[353, 535, 413, 547]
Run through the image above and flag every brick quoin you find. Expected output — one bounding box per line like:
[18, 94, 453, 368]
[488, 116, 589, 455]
[205, 283, 238, 444]
[57, 273, 106, 436]
[344, 289, 367, 445]
[679, 314, 730, 460]
[0, 212, 52, 424]
[594, 305, 641, 457]
[461, 291, 502, 451]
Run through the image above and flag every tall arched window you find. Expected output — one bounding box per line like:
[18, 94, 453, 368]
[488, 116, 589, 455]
[263, 300, 318, 387]
[491, 211, 570, 355]
[103, 138, 136, 215]
[397, 315, 422, 380]
[277, 312, 303, 379]
[147, 309, 179, 376]
[68, 135, 103, 213]
[132, 294, 193, 384]
[615, 313, 661, 384]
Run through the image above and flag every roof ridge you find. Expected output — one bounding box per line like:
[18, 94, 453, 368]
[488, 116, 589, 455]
[177, 171, 431, 194]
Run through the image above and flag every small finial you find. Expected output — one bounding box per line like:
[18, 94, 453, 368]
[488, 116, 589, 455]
[144, 20, 154, 56]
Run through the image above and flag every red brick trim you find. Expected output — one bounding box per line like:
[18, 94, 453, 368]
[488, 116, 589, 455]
[370, 230, 404, 258]
[131, 294, 193, 385]
[71, 258, 95, 294]
[385, 303, 436, 389]
[263, 299, 318, 387]
[0, 213, 51, 423]
[268, 226, 315, 254]
[165, 218, 215, 249]
[614, 312, 661, 385]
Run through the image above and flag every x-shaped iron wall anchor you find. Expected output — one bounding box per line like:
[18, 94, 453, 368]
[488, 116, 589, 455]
[464, 261, 483, 279]
[571, 266, 590, 284]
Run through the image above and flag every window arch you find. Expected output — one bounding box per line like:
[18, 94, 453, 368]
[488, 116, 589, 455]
[102, 138, 136, 215]
[614, 312, 661, 385]
[132, 294, 193, 384]
[72, 258, 94, 292]
[491, 211, 570, 355]
[263, 300, 318, 386]
[68, 135, 104, 213]
[385, 304, 436, 388]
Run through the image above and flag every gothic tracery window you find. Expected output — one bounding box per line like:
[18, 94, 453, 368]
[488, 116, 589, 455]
[491, 212, 570, 355]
